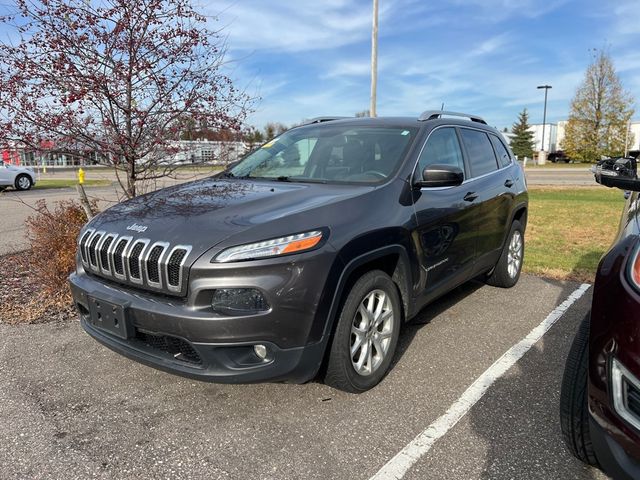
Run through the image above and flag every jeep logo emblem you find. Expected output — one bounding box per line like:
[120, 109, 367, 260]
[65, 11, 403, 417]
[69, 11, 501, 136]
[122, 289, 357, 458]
[126, 223, 148, 233]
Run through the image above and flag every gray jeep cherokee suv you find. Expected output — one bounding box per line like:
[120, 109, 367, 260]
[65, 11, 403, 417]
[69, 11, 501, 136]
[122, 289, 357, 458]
[69, 111, 528, 392]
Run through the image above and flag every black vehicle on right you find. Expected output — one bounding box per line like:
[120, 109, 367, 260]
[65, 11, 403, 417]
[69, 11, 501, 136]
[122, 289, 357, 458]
[561, 157, 640, 479]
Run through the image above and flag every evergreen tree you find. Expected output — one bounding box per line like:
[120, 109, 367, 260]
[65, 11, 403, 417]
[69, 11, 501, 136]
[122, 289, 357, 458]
[562, 49, 635, 162]
[510, 108, 535, 159]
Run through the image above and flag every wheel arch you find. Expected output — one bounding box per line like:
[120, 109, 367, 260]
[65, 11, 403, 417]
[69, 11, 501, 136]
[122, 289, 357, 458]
[310, 244, 414, 378]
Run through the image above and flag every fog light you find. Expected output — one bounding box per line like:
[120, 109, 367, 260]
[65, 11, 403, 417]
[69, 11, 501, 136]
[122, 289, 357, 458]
[254, 344, 268, 360]
[211, 288, 270, 315]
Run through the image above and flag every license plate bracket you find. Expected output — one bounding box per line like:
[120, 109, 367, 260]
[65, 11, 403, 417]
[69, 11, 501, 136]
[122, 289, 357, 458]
[87, 296, 130, 339]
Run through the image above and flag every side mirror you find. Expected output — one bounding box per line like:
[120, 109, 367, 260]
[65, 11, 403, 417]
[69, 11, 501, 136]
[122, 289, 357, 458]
[593, 157, 640, 192]
[415, 164, 464, 188]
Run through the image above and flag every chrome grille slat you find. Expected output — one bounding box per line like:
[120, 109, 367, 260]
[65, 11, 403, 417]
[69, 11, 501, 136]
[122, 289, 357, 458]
[165, 245, 192, 293]
[79, 229, 94, 264]
[144, 242, 169, 288]
[78, 229, 191, 294]
[98, 234, 117, 274]
[127, 239, 149, 284]
[88, 231, 105, 271]
[112, 236, 132, 279]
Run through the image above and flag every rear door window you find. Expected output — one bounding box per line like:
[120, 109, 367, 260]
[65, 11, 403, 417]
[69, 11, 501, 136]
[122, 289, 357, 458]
[459, 128, 499, 178]
[489, 134, 512, 168]
[416, 127, 464, 176]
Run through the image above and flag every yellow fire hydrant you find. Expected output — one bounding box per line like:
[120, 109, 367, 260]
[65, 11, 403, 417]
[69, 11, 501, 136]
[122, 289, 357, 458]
[78, 167, 85, 185]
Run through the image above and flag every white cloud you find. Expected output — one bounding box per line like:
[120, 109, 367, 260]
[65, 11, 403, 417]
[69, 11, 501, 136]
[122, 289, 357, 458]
[469, 33, 511, 57]
[322, 60, 372, 79]
[448, 0, 569, 21]
[206, 0, 372, 53]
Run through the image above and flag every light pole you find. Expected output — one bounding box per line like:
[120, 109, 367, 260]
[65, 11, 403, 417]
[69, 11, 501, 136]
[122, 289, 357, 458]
[370, 0, 379, 117]
[537, 85, 552, 152]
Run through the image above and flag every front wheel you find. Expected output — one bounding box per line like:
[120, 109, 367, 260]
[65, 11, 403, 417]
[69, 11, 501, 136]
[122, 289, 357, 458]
[14, 174, 33, 191]
[559, 313, 599, 466]
[323, 270, 401, 393]
[486, 220, 524, 288]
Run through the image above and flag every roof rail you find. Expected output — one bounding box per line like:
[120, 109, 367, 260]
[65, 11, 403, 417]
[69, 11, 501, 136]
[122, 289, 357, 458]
[418, 110, 487, 125]
[300, 116, 349, 126]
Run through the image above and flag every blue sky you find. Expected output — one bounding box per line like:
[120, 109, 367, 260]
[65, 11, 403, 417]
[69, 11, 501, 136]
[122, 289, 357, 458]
[206, 0, 640, 130]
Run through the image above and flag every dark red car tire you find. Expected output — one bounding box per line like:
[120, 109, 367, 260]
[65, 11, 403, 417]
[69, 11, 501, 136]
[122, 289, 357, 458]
[560, 312, 600, 467]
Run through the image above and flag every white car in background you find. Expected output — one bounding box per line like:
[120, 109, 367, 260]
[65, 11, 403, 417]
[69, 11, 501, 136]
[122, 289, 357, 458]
[0, 163, 36, 191]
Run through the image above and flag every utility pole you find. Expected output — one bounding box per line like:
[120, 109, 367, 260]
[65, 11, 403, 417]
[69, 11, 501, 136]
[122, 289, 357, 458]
[369, 0, 379, 117]
[537, 85, 552, 151]
[624, 118, 631, 157]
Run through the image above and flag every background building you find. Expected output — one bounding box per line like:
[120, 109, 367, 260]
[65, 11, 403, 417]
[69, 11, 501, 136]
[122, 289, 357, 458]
[528, 123, 558, 152]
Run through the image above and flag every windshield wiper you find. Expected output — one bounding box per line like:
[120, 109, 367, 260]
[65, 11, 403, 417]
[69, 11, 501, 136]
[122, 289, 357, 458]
[276, 176, 291, 182]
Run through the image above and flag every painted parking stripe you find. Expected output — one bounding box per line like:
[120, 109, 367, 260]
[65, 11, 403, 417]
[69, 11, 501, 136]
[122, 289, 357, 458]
[370, 283, 591, 480]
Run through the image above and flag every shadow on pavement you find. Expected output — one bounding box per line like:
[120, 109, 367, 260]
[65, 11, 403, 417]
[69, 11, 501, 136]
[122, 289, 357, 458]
[391, 279, 485, 369]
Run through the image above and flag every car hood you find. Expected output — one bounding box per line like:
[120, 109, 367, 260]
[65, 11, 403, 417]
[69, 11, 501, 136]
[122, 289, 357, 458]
[87, 177, 371, 257]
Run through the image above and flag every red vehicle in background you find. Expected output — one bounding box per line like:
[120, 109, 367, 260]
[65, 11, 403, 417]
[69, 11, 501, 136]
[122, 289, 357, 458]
[561, 157, 640, 479]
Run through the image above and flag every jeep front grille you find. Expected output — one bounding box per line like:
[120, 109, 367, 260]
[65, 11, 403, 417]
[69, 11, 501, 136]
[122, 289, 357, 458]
[79, 229, 192, 295]
[167, 247, 188, 288]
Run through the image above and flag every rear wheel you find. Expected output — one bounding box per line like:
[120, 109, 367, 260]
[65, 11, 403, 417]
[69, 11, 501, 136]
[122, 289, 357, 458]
[560, 313, 599, 466]
[486, 220, 524, 288]
[15, 174, 32, 191]
[323, 270, 401, 392]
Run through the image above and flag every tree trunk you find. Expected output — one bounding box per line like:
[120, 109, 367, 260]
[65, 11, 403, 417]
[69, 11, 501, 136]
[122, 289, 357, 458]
[127, 157, 136, 198]
[76, 183, 94, 220]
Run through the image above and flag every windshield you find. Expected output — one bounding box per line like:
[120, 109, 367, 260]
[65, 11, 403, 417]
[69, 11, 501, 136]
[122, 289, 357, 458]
[229, 124, 417, 184]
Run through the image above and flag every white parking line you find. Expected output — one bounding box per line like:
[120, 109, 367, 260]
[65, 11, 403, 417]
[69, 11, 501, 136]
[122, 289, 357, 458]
[370, 283, 591, 480]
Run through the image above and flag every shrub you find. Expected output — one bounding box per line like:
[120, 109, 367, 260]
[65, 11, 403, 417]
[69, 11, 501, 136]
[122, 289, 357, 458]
[1, 199, 97, 324]
[25, 199, 95, 297]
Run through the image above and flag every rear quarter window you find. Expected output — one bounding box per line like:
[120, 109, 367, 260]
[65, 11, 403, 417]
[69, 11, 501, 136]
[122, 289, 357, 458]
[489, 134, 513, 168]
[460, 128, 499, 178]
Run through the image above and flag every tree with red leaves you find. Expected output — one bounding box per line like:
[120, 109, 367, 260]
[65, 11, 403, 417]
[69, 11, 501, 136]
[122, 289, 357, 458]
[0, 0, 249, 197]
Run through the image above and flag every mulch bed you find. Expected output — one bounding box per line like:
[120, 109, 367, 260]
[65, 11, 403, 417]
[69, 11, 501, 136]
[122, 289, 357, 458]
[0, 251, 75, 325]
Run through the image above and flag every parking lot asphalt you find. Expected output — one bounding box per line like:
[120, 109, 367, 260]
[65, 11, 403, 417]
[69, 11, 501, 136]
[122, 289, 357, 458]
[524, 167, 595, 186]
[0, 173, 201, 256]
[0, 275, 608, 479]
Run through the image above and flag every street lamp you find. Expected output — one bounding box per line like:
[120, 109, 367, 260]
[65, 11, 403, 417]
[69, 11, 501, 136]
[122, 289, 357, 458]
[537, 85, 552, 152]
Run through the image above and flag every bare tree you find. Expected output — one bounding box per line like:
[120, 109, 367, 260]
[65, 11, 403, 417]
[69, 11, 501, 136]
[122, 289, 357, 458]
[0, 0, 250, 198]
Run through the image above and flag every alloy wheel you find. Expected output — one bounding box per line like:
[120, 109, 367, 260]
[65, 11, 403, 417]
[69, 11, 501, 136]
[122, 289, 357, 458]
[17, 176, 30, 190]
[507, 230, 523, 278]
[350, 289, 394, 376]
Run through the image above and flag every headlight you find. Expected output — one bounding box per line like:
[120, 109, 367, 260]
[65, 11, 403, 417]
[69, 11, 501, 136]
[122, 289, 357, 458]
[214, 230, 324, 263]
[630, 240, 640, 290]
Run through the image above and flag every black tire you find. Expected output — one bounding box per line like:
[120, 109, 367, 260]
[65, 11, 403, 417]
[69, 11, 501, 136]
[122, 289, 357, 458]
[14, 174, 32, 191]
[486, 220, 524, 288]
[559, 313, 599, 466]
[323, 270, 401, 393]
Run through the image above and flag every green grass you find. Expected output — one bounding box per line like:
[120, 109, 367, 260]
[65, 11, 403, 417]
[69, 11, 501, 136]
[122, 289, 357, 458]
[34, 179, 112, 189]
[524, 186, 627, 282]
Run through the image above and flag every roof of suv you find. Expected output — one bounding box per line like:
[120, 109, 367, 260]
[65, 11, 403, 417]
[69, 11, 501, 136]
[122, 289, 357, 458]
[300, 111, 494, 130]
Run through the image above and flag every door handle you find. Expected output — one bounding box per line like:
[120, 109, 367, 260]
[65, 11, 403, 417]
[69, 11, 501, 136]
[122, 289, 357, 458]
[504, 179, 514, 188]
[464, 192, 478, 202]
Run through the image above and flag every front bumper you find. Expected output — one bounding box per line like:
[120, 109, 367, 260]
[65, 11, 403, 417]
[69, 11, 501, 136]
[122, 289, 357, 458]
[80, 316, 325, 383]
[69, 246, 340, 383]
[590, 414, 640, 480]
